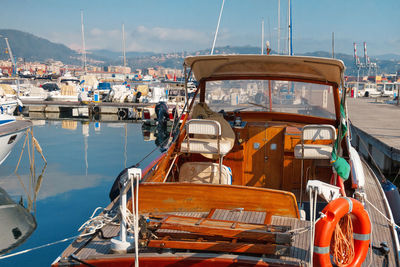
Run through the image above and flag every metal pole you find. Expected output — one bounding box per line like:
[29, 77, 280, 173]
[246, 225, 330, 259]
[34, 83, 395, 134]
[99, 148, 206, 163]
[4, 37, 20, 96]
[211, 0, 225, 55]
[261, 19, 264, 55]
[287, 0, 292, 55]
[122, 23, 127, 68]
[332, 32, 335, 58]
[81, 10, 87, 73]
[277, 0, 280, 54]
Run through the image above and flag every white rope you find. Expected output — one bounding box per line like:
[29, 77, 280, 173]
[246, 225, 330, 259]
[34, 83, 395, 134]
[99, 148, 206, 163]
[78, 207, 118, 233]
[287, 226, 310, 235]
[0, 232, 93, 260]
[364, 197, 399, 229]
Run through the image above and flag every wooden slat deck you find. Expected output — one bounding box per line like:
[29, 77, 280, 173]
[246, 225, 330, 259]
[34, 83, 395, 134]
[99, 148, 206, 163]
[361, 161, 399, 266]
[0, 119, 32, 137]
[59, 210, 310, 265]
[57, 162, 400, 266]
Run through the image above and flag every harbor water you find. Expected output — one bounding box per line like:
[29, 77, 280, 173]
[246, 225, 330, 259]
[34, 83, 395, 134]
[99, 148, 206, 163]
[0, 119, 160, 266]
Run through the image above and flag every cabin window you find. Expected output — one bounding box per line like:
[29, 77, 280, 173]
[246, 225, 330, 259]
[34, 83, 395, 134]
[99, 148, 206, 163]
[204, 80, 336, 119]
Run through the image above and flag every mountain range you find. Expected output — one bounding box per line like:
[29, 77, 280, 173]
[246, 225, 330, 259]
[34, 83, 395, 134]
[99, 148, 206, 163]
[1, 29, 399, 76]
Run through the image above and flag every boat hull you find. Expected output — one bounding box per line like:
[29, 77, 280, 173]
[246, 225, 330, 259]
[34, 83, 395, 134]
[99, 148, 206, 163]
[0, 187, 37, 255]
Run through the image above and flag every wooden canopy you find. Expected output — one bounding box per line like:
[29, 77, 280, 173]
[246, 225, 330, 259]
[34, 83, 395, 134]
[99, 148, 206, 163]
[184, 54, 345, 86]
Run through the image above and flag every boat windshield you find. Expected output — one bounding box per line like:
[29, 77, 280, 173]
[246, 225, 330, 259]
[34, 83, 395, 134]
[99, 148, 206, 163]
[205, 80, 336, 119]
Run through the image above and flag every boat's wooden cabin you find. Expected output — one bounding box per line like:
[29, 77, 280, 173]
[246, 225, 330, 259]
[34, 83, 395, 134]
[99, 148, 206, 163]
[140, 55, 349, 219]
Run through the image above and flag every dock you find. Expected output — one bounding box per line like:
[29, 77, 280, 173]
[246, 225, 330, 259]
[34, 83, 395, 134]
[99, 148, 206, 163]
[347, 97, 400, 177]
[20, 100, 155, 120]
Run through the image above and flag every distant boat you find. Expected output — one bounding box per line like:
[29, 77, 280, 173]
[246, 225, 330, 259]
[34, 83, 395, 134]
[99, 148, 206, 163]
[47, 73, 89, 102]
[0, 114, 32, 165]
[0, 186, 37, 255]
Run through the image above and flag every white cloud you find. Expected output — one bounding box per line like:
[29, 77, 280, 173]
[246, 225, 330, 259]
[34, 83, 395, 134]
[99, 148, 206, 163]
[0, 164, 110, 201]
[43, 25, 212, 53]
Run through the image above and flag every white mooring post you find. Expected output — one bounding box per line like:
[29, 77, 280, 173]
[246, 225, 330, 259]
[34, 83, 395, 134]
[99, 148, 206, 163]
[110, 168, 142, 254]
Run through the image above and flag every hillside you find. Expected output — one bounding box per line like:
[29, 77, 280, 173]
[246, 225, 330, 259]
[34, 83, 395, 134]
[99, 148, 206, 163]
[0, 29, 399, 75]
[0, 29, 80, 64]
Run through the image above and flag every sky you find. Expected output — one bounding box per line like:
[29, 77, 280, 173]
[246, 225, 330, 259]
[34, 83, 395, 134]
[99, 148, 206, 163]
[1, 0, 399, 56]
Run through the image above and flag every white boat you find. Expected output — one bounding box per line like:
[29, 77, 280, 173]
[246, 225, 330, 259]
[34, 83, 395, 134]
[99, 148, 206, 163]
[0, 82, 19, 115]
[0, 186, 37, 255]
[48, 73, 89, 102]
[0, 114, 32, 165]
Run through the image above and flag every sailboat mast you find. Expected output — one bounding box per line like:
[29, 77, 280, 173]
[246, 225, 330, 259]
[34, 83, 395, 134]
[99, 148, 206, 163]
[81, 10, 87, 72]
[122, 23, 127, 68]
[288, 0, 292, 55]
[261, 19, 264, 55]
[277, 0, 280, 54]
[211, 0, 225, 55]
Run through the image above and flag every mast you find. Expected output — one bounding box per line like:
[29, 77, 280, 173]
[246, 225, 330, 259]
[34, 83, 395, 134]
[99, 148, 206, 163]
[211, 0, 225, 55]
[81, 10, 87, 73]
[277, 0, 280, 54]
[261, 19, 264, 55]
[122, 23, 127, 68]
[288, 0, 293, 55]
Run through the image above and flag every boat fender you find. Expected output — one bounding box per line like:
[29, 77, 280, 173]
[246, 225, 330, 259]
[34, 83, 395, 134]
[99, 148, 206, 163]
[155, 101, 169, 125]
[93, 106, 100, 115]
[382, 180, 400, 225]
[314, 197, 371, 267]
[118, 109, 128, 120]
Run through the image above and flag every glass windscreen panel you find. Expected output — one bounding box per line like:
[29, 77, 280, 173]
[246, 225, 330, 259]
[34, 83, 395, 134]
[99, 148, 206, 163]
[205, 80, 336, 119]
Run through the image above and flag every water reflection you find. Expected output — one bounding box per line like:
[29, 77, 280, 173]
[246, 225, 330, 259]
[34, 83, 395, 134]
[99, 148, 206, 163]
[0, 119, 158, 266]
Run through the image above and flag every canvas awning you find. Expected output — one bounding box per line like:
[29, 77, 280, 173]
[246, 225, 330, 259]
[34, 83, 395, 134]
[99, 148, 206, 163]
[184, 55, 345, 86]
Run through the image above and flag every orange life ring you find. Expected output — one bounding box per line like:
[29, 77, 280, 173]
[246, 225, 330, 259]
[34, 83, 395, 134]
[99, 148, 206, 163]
[313, 197, 371, 267]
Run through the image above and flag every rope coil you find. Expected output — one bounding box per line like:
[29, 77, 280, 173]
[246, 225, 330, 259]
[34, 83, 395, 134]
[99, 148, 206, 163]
[330, 214, 355, 266]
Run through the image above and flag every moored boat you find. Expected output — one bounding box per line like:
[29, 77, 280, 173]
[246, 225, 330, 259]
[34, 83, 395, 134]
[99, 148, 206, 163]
[0, 114, 32, 165]
[52, 55, 400, 266]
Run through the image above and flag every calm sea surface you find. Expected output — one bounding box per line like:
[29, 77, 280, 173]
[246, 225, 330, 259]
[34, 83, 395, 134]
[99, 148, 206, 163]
[0, 119, 160, 266]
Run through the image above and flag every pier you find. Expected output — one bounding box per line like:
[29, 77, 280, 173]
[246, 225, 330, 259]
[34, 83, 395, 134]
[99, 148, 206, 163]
[20, 100, 154, 120]
[348, 97, 400, 177]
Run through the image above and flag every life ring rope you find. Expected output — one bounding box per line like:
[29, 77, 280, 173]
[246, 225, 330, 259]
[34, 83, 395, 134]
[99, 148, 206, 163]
[313, 197, 371, 267]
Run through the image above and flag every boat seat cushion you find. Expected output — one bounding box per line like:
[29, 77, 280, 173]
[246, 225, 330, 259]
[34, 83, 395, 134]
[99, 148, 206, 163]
[179, 162, 232, 184]
[302, 125, 336, 141]
[181, 138, 232, 155]
[294, 144, 333, 159]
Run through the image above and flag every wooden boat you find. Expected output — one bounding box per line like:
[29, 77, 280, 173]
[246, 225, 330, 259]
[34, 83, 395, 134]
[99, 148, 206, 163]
[52, 55, 400, 266]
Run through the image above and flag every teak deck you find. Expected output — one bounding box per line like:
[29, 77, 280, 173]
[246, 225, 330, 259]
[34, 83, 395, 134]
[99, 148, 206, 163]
[56, 159, 398, 266]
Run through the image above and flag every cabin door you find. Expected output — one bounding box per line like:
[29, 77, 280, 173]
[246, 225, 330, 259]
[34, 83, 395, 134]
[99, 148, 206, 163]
[244, 125, 284, 189]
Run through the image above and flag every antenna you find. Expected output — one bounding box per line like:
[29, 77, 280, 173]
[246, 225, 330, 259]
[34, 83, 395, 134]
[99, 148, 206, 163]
[122, 23, 127, 67]
[211, 0, 225, 55]
[81, 10, 87, 73]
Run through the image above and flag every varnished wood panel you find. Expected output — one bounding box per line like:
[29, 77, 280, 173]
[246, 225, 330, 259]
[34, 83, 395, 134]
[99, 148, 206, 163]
[134, 183, 299, 218]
